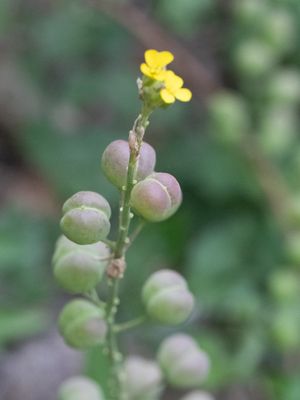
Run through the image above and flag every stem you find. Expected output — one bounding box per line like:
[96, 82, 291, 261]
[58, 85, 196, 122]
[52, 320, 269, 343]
[105, 105, 152, 400]
[114, 316, 146, 333]
[125, 219, 146, 251]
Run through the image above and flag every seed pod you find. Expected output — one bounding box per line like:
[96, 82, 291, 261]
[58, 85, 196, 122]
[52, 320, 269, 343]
[234, 39, 276, 78]
[269, 270, 299, 302]
[58, 299, 107, 349]
[131, 173, 182, 222]
[180, 391, 215, 400]
[158, 334, 210, 388]
[209, 91, 250, 144]
[101, 139, 156, 189]
[286, 233, 300, 265]
[60, 191, 111, 245]
[266, 70, 300, 105]
[53, 236, 110, 294]
[142, 269, 194, 325]
[58, 376, 105, 400]
[123, 356, 163, 400]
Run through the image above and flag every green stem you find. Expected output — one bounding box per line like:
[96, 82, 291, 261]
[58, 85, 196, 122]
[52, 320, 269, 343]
[105, 105, 152, 400]
[114, 316, 146, 333]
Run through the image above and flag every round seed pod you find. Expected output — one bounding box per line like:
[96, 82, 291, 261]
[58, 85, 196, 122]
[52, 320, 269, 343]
[266, 70, 300, 105]
[208, 91, 250, 144]
[142, 269, 194, 325]
[58, 299, 107, 349]
[286, 233, 300, 265]
[131, 172, 182, 222]
[53, 236, 110, 294]
[234, 39, 276, 78]
[269, 270, 300, 302]
[262, 9, 295, 54]
[158, 334, 210, 388]
[58, 376, 105, 400]
[101, 139, 156, 189]
[180, 391, 215, 400]
[123, 356, 163, 400]
[60, 191, 111, 245]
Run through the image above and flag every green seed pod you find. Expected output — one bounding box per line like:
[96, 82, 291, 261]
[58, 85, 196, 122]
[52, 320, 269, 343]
[262, 9, 295, 54]
[258, 107, 297, 157]
[158, 334, 210, 388]
[285, 233, 300, 266]
[142, 269, 194, 325]
[208, 91, 250, 144]
[269, 270, 300, 302]
[180, 391, 215, 400]
[101, 139, 156, 189]
[234, 40, 276, 79]
[123, 356, 163, 400]
[60, 191, 111, 245]
[131, 173, 182, 222]
[53, 236, 110, 294]
[58, 376, 105, 400]
[271, 307, 300, 350]
[58, 299, 107, 349]
[233, 0, 268, 26]
[266, 70, 300, 105]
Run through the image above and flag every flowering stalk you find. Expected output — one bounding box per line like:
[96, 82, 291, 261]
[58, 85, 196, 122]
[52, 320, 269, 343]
[105, 106, 152, 400]
[53, 49, 210, 400]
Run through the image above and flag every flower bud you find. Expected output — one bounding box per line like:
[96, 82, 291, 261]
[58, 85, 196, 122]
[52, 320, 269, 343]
[142, 269, 194, 325]
[60, 191, 111, 245]
[101, 140, 156, 189]
[180, 391, 215, 400]
[53, 236, 110, 294]
[123, 356, 163, 400]
[58, 376, 105, 400]
[208, 91, 250, 144]
[157, 334, 210, 388]
[58, 299, 107, 349]
[131, 173, 182, 222]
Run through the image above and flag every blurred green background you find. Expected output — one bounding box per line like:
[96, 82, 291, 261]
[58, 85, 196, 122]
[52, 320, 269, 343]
[1, 0, 300, 399]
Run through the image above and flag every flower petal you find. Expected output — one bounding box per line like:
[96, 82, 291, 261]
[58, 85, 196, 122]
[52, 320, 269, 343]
[145, 49, 159, 68]
[175, 88, 192, 102]
[140, 63, 151, 77]
[156, 51, 174, 67]
[160, 88, 176, 104]
[165, 71, 184, 91]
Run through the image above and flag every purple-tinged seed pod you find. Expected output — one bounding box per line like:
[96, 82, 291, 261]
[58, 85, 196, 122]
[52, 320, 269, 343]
[158, 334, 210, 388]
[53, 236, 110, 294]
[142, 269, 187, 303]
[101, 140, 156, 189]
[60, 191, 111, 245]
[130, 172, 182, 222]
[123, 356, 163, 400]
[58, 376, 105, 400]
[58, 299, 107, 349]
[180, 391, 215, 400]
[142, 270, 194, 325]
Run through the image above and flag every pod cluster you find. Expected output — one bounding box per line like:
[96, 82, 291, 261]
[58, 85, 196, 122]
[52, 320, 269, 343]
[121, 333, 212, 400]
[54, 135, 199, 399]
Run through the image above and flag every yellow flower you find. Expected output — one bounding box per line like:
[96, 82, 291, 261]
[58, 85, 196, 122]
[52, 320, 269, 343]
[160, 71, 192, 104]
[140, 49, 174, 81]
